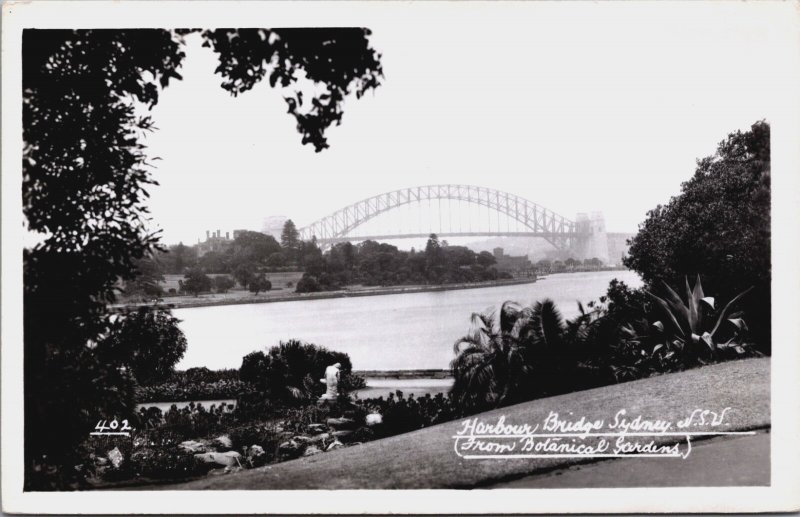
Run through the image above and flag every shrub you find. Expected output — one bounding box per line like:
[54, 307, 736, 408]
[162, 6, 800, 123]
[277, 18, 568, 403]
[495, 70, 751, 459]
[295, 274, 321, 293]
[640, 276, 758, 364]
[239, 340, 360, 404]
[358, 392, 462, 438]
[136, 378, 249, 403]
[129, 446, 207, 480]
[97, 307, 187, 386]
[181, 268, 212, 295]
[179, 367, 240, 384]
[213, 275, 235, 293]
[248, 274, 272, 295]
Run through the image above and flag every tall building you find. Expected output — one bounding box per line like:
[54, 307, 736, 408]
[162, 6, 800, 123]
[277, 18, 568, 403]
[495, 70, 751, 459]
[262, 215, 288, 241]
[572, 211, 610, 263]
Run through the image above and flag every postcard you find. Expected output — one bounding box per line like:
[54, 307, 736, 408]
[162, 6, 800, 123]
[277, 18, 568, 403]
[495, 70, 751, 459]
[2, 1, 799, 514]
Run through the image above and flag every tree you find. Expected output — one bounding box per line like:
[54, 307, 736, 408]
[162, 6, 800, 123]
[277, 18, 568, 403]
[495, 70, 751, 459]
[231, 231, 281, 269]
[280, 219, 300, 251]
[535, 259, 552, 272]
[265, 252, 287, 268]
[203, 29, 383, 152]
[234, 262, 257, 289]
[123, 255, 165, 299]
[624, 121, 770, 349]
[181, 268, 212, 296]
[295, 273, 322, 293]
[197, 250, 230, 274]
[161, 243, 198, 274]
[97, 307, 188, 386]
[299, 240, 325, 276]
[22, 30, 187, 489]
[424, 234, 445, 282]
[213, 275, 235, 293]
[22, 28, 382, 488]
[476, 251, 496, 268]
[249, 274, 272, 295]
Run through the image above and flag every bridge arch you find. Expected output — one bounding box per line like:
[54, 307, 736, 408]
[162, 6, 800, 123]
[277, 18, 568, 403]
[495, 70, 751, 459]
[298, 185, 584, 250]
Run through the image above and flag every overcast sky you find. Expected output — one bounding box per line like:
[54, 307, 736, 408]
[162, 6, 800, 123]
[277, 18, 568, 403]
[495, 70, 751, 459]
[142, 3, 788, 245]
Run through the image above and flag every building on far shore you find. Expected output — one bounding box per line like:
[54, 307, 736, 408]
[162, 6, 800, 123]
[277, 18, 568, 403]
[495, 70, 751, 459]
[493, 247, 534, 276]
[197, 229, 232, 257]
[262, 215, 288, 241]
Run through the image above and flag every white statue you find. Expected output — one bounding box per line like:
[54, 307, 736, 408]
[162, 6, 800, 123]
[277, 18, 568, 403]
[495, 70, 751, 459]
[319, 362, 341, 401]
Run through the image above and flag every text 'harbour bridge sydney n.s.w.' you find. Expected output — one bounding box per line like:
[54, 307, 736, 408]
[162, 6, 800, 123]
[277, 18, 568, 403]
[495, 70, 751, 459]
[298, 185, 611, 262]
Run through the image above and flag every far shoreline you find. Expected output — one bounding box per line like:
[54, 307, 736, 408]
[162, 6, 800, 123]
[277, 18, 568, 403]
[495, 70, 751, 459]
[113, 277, 542, 311]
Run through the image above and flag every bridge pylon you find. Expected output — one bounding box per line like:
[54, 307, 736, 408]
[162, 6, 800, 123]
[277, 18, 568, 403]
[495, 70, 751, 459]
[569, 211, 610, 263]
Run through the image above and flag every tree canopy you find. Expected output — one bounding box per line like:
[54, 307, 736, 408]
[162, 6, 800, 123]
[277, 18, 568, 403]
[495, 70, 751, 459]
[97, 307, 188, 386]
[22, 28, 383, 488]
[624, 120, 771, 348]
[294, 236, 510, 292]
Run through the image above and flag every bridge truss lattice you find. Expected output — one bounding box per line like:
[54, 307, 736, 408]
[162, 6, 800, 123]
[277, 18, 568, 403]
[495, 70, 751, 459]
[298, 184, 586, 250]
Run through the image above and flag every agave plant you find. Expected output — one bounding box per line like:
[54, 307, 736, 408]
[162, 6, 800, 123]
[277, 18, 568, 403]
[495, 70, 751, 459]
[645, 275, 753, 360]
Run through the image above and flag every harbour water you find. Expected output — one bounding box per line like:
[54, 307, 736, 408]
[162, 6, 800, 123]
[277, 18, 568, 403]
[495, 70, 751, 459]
[173, 270, 642, 372]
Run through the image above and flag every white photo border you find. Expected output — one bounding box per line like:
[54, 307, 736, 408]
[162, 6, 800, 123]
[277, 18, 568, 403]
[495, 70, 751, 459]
[2, 1, 799, 513]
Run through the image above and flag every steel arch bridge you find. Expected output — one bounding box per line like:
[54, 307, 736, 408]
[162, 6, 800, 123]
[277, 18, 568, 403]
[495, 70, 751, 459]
[298, 184, 589, 251]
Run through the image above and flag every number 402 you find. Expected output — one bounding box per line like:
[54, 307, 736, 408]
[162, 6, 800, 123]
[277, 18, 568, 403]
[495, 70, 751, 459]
[95, 419, 132, 433]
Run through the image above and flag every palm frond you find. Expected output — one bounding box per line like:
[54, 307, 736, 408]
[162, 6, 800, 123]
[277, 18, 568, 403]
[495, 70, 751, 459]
[499, 301, 522, 335]
[532, 299, 565, 349]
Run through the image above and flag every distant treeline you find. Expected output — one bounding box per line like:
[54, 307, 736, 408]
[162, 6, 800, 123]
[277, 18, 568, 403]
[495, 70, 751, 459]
[124, 224, 511, 297]
[295, 234, 510, 292]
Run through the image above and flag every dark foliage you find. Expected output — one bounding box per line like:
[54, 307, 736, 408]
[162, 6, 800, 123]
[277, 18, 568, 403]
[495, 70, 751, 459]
[23, 29, 188, 489]
[624, 121, 771, 351]
[233, 262, 257, 289]
[22, 27, 383, 489]
[296, 235, 505, 292]
[123, 255, 166, 300]
[98, 306, 188, 385]
[295, 273, 322, 293]
[180, 268, 212, 295]
[450, 277, 763, 412]
[171, 232, 283, 276]
[213, 275, 235, 293]
[158, 243, 198, 275]
[248, 274, 272, 295]
[136, 379, 248, 403]
[239, 340, 363, 404]
[450, 300, 608, 412]
[202, 28, 383, 151]
[280, 219, 300, 259]
[362, 392, 463, 438]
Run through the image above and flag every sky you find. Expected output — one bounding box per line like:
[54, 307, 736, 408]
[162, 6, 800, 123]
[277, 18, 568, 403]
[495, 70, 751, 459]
[141, 3, 791, 246]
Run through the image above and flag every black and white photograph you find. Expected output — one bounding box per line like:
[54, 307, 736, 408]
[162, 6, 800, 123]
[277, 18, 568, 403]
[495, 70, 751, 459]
[2, 1, 799, 513]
